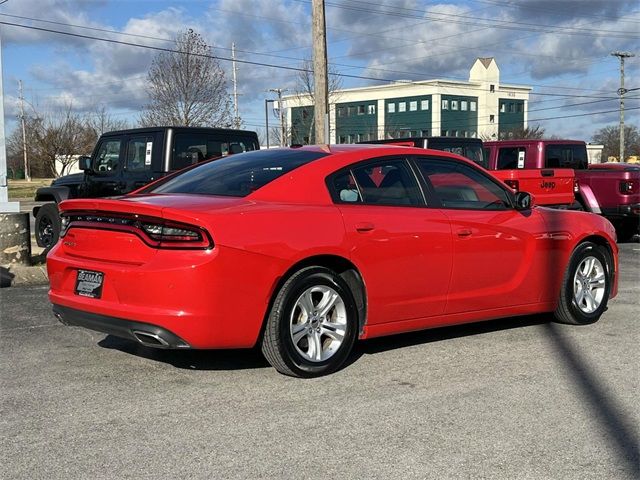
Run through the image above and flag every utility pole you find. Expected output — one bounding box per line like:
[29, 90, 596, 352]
[269, 88, 287, 146]
[611, 51, 635, 162]
[18, 80, 30, 181]
[312, 0, 329, 144]
[231, 43, 240, 129]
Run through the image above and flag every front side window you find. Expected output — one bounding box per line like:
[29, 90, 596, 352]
[497, 147, 525, 169]
[416, 158, 510, 210]
[330, 159, 423, 206]
[151, 149, 328, 197]
[126, 137, 153, 171]
[94, 139, 122, 174]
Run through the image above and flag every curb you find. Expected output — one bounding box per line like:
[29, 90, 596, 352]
[1, 264, 49, 287]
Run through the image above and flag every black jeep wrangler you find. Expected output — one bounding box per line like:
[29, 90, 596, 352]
[34, 126, 259, 250]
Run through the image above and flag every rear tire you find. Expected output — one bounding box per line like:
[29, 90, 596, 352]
[35, 203, 61, 252]
[261, 266, 358, 378]
[554, 242, 611, 325]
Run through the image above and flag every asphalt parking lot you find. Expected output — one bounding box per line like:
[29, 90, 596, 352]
[1, 243, 638, 479]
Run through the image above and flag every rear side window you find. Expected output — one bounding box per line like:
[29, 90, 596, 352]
[126, 136, 154, 171]
[152, 149, 327, 197]
[330, 159, 423, 206]
[545, 144, 587, 169]
[171, 133, 259, 171]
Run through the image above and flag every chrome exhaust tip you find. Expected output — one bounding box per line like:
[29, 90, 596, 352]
[54, 312, 69, 325]
[132, 330, 170, 348]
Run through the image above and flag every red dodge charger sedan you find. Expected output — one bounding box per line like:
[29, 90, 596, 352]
[47, 145, 618, 377]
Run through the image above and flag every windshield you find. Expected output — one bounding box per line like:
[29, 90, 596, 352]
[149, 149, 329, 197]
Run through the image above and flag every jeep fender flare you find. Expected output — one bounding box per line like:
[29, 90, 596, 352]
[32, 186, 70, 216]
[575, 184, 601, 214]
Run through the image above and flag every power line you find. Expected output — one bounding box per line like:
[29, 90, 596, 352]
[305, 0, 640, 39]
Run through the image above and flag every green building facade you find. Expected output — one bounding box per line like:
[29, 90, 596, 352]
[498, 99, 525, 138]
[440, 95, 479, 138]
[335, 100, 378, 143]
[384, 95, 432, 138]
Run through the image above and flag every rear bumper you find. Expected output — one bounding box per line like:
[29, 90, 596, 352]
[53, 304, 190, 348]
[600, 204, 640, 219]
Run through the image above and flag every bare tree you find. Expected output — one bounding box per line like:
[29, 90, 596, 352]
[140, 29, 233, 127]
[499, 124, 545, 140]
[87, 105, 129, 135]
[291, 59, 343, 144]
[592, 125, 639, 161]
[30, 106, 96, 177]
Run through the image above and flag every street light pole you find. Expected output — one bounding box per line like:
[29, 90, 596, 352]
[611, 51, 635, 162]
[264, 98, 271, 148]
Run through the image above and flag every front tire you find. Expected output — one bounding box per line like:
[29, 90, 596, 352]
[35, 203, 61, 251]
[554, 242, 611, 325]
[261, 266, 358, 377]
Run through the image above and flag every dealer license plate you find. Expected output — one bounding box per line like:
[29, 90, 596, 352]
[75, 269, 104, 299]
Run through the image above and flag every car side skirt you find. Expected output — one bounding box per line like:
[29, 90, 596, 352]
[360, 301, 556, 339]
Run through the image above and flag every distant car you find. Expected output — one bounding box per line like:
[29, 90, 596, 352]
[48, 145, 618, 377]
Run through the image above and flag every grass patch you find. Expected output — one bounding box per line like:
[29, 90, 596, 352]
[8, 179, 54, 200]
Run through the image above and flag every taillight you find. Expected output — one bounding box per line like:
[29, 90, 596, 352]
[504, 179, 519, 192]
[619, 180, 638, 194]
[60, 212, 213, 250]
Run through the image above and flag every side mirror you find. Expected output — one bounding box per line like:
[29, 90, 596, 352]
[514, 191, 534, 210]
[78, 155, 93, 172]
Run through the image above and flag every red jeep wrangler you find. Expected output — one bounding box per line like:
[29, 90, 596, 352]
[484, 140, 639, 241]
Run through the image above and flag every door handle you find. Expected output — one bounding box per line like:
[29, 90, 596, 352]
[355, 222, 375, 232]
[457, 228, 472, 237]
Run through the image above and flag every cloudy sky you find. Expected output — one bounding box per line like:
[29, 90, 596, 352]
[1, 0, 639, 141]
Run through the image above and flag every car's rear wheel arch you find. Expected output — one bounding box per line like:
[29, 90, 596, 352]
[261, 255, 367, 341]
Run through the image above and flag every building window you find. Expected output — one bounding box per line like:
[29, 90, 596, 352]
[338, 135, 346, 144]
[517, 103, 524, 113]
[490, 115, 495, 123]
[358, 105, 365, 115]
[442, 100, 449, 110]
[421, 99, 429, 110]
[367, 104, 376, 115]
[471, 131, 477, 138]
[387, 103, 395, 113]
[421, 129, 429, 136]
[508, 103, 515, 113]
[451, 130, 457, 137]
[500, 103, 506, 113]
[410, 130, 417, 137]
[337, 107, 345, 117]
[490, 84, 495, 93]
[461, 101, 467, 111]
[347, 134, 353, 143]
[348, 106, 355, 116]
[470, 101, 477, 111]
[409, 101, 417, 111]
[451, 100, 458, 110]
[441, 130, 448, 136]
[398, 102, 406, 112]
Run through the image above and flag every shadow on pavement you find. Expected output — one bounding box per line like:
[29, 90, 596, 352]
[1, 267, 15, 288]
[544, 323, 639, 477]
[98, 335, 270, 371]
